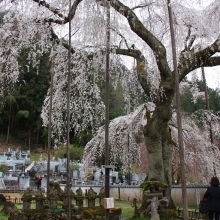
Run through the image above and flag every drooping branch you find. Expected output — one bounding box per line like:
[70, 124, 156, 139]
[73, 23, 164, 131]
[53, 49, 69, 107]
[184, 26, 191, 50]
[50, 28, 76, 54]
[179, 38, 220, 81]
[32, 0, 64, 18]
[110, 0, 171, 81]
[187, 35, 196, 51]
[111, 27, 130, 49]
[32, 0, 83, 24]
[132, 2, 155, 10]
[116, 48, 152, 96]
[181, 23, 196, 52]
[115, 48, 145, 62]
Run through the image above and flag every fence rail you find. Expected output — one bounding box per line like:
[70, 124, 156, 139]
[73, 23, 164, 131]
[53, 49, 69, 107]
[0, 186, 37, 193]
[178, 208, 208, 220]
[5, 196, 22, 204]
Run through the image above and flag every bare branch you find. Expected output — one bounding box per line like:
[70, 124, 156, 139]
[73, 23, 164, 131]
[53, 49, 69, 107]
[116, 48, 153, 96]
[32, 0, 64, 18]
[111, 0, 172, 81]
[111, 27, 130, 49]
[50, 28, 76, 54]
[115, 48, 145, 62]
[64, 0, 83, 24]
[179, 38, 220, 80]
[32, 0, 83, 24]
[184, 25, 196, 50]
[132, 2, 155, 10]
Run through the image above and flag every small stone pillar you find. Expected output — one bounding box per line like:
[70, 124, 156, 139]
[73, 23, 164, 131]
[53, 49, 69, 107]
[35, 189, 45, 210]
[98, 186, 105, 207]
[88, 197, 96, 208]
[147, 192, 163, 220]
[21, 188, 32, 210]
[87, 187, 97, 208]
[75, 197, 84, 209]
[62, 185, 75, 207]
[49, 186, 59, 209]
[150, 197, 160, 220]
[74, 187, 84, 210]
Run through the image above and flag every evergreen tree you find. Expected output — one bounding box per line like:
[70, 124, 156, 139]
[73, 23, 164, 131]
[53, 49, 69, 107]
[0, 48, 51, 147]
[181, 80, 220, 114]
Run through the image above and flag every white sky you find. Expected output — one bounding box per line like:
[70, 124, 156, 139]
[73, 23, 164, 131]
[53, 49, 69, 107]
[202, 67, 220, 90]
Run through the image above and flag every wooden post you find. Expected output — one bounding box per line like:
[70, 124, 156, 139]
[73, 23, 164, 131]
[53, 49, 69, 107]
[167, 1, 188, 219]
[105, 1, 111, 220]
[66, 0, 72, 219]
[47, 45, 54, 198]
[201, 67, 216, 175]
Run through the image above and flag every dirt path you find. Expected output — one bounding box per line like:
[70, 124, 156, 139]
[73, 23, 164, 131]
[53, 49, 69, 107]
[1, 193, 22, 199]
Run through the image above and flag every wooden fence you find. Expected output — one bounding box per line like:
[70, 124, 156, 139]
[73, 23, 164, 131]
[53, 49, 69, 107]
[5, 195, 22, 204]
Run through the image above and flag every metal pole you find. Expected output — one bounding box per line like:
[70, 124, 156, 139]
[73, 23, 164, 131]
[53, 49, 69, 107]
[105, 1, 110, 220]
[66, 0, 72, 218]
[201, 67, 216, 175]
[47, 48, 54, 198]
[167, 1, 188, 219]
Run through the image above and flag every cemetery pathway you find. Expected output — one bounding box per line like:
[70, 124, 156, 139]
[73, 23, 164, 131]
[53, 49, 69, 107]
[3, 193, 22, 199]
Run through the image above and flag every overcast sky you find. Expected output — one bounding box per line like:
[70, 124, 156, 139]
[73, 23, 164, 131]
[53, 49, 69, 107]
[204, 67, 220, 89]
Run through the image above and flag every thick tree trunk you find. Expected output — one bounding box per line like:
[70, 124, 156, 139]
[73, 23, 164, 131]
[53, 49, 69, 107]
[143, 93, 176, 208]
[162, 125, 175, 208]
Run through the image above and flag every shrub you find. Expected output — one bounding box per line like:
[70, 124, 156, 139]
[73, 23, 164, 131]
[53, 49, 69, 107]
[158, 209, 177, 219]
[0, 164, 8, 173]
[137, 179, 168, 192]
[87, 172, 94, 180]
[55, 145, 84, 161]
[70, 162, 79, 172]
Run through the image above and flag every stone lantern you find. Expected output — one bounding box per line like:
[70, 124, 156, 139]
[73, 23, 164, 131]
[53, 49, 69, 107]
[48, 186, 59, 209]
[35, 189, 45, 210]
[86, 187, 97, 208]
[74, 187, 84, 210]
[21, 188, 32, 210]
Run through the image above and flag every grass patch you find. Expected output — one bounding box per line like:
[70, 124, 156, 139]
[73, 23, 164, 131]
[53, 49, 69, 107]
[0, 208, 8, 220]
[30, 152, 47, 162]
[115, 200, 153, 220]
[54, 145, 84, 161]
[115, 199, 136, 219]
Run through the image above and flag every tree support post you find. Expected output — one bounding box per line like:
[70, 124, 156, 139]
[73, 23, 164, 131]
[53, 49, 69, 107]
[167, 1, 188, 219]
